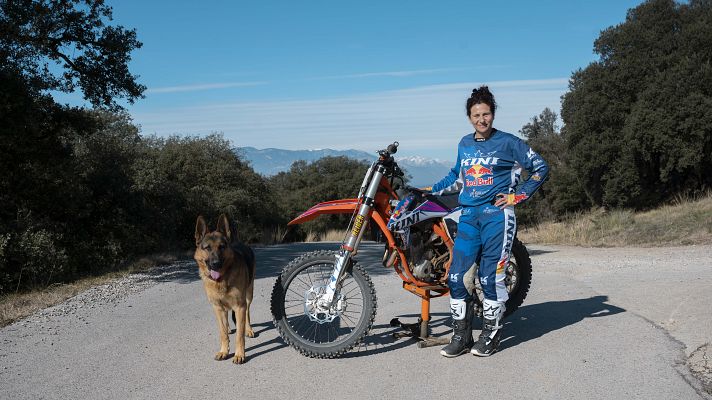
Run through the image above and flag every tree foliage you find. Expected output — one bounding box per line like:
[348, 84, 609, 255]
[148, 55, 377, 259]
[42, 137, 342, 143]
[517, 107, 593, 226]
[0, 0, 145, 108]
[561, 0, 712, 209]
[0, 0, 147, 292]
[268, 157, 370, 237]
[133, 134, 280, 247]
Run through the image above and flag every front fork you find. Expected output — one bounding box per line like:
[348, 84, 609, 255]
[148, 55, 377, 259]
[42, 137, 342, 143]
[318, 164, 385, 308]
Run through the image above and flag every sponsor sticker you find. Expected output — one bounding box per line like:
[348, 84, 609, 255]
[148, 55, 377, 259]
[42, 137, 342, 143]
[351, 214, 365, 237]
[496, 259, 507, 274]
[464, 164, 494, 187]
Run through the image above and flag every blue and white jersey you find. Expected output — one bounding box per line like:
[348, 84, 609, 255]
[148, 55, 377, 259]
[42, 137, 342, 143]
[431, 129, 549, 207]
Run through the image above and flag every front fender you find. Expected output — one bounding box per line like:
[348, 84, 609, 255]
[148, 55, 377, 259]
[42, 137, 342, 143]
[287, 199, 360, 225]
[285, 198, 396, 252]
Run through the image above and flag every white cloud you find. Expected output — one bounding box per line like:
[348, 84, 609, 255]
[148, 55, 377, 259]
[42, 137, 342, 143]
[146, 81, 268, 94]
[132, 78, 568, 160]
[310, 68, 469, 80]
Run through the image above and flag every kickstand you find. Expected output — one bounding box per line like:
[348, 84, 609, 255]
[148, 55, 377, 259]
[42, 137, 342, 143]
[390, 318, 450, 348]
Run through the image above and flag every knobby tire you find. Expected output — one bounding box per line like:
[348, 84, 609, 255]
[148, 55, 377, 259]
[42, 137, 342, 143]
[270, 250, 377, 358]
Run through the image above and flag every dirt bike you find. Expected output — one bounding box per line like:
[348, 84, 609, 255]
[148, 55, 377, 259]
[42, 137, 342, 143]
[270, 142, 532, 358]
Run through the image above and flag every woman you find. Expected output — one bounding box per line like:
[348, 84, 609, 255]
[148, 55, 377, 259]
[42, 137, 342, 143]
[431, 86, 549, 357]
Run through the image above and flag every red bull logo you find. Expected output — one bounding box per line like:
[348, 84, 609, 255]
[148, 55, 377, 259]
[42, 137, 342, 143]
[465, 164, 493, 187]
[465, 164, 492, 178]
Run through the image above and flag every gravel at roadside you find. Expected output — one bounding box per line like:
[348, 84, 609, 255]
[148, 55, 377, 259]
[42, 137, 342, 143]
[11, 261, 196, 328]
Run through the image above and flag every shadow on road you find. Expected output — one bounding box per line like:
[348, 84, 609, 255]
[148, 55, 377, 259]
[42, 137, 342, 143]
[243, 296, 624, 360]
[140, 262, 201, 284]
[344, 312, 453, 358]
[254, 242, 390, 280]
[237, 321, 290, 361]
[526, 248, 559, 256]
[140, 242, 389, 285]
[499, 295, 626, 353]
[242, 313, 453, 361]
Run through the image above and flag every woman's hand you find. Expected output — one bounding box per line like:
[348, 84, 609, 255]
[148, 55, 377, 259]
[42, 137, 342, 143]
[494, 193, 527, 209]
[406, 186, 431, 197]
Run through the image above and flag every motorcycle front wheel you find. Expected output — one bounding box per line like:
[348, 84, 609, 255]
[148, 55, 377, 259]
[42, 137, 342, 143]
[270, 250, 377, 358]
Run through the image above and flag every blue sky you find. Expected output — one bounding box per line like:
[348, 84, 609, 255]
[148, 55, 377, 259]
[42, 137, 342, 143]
[90, 0, 644, 161]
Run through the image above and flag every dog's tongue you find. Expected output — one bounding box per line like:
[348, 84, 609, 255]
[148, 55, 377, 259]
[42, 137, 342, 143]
[210, 270, 221, 280]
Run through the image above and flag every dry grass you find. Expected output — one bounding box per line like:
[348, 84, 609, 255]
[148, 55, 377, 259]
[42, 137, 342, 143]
[519, 193, 712, 247]
[302, 229, 348, 243]
[260, 225, 288, 245]
[0, 252, 188, 327]
[1, 276, 115, 327]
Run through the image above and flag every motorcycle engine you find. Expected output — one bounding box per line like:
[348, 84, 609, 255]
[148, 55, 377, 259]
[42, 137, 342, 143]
[408, 228, 448, 282]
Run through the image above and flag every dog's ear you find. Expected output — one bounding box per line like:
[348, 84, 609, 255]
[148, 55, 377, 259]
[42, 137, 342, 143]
[195, 215, 208, 246]
[216, 214, 233, 242]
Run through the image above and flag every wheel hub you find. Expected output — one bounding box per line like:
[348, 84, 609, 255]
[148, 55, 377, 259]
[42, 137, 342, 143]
[304, 285, 347, 324]
[505, 261, 519, 292]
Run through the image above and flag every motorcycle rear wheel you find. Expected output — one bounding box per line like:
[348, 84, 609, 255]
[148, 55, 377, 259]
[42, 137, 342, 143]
[270, 250, 377, 358]
[473, 237, 532, 317]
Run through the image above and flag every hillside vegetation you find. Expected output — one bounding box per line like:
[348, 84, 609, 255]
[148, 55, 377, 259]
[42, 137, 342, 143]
[519, 194, 712, 247]
[516, 0, 712, 227]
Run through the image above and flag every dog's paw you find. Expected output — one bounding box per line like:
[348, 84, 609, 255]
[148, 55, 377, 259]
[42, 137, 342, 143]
[246, 328, 255, 338]
[214, 351, 229, 361]
[232, 354, 246, 364]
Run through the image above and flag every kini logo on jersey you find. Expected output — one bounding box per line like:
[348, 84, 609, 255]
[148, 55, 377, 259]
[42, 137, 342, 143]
[461, 150, 498, 188]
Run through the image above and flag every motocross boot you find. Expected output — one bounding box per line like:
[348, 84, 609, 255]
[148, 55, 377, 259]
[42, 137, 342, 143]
[440, 298, 474, 358]
[471, 299, 505, 357]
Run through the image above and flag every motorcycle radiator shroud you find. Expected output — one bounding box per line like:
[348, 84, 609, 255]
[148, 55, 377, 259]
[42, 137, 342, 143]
[386, 194, 462, 282]
[387, 193, 463, 245]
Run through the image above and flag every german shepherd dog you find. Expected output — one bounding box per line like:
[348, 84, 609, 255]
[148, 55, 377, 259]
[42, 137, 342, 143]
[194, 214, 255, 364]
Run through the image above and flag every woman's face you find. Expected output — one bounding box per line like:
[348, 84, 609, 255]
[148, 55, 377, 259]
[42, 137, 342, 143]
[469, 103, 494, 137]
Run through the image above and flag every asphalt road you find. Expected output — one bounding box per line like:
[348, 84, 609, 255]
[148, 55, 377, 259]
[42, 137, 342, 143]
[1, 242, 711, 399]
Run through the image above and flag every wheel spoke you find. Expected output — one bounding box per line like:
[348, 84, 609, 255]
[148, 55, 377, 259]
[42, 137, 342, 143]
[272, 251, 376, 357]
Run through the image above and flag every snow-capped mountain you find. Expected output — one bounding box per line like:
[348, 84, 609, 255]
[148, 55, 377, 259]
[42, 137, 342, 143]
[236, 147, 453, 187]
[392, 156, 454, 186]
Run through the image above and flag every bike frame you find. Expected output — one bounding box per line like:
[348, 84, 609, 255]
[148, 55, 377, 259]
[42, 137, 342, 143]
[286, 154, 454, 337]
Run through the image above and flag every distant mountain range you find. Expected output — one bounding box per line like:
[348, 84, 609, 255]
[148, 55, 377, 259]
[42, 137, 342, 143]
[236, 147, 453, 187]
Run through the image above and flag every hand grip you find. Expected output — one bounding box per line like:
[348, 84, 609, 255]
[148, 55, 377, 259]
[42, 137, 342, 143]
[387, 142, 399, 154]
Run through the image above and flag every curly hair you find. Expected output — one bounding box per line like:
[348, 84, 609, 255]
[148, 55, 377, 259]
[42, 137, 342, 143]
[466, 85, 496, 117]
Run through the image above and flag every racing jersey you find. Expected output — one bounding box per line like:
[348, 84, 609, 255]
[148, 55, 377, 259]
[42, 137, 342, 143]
[431, 129, 549, 207]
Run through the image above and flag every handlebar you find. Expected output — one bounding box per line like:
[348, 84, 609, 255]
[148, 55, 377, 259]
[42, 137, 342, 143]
[376, 141, 405, 180]
[387, 142, 398, 155]
[405, 186, 429, 196]
[378, 141, 399, 158]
